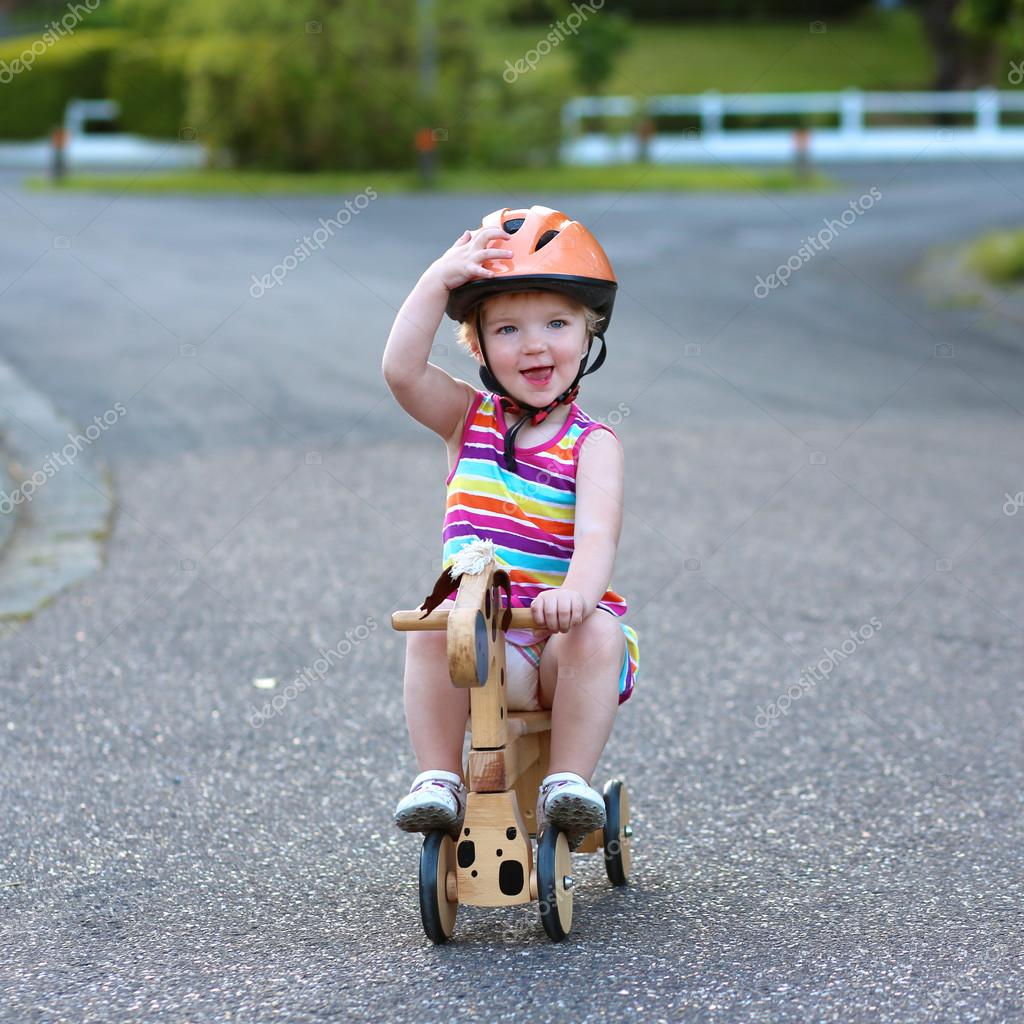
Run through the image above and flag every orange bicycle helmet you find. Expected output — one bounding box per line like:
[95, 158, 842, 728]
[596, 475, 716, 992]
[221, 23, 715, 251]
[445, 205, 618, 328]
[446, 206, 618, 471]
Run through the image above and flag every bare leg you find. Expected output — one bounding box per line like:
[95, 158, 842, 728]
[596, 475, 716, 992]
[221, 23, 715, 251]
[403, 626, 468, 779]
[537, 611, 625, 783]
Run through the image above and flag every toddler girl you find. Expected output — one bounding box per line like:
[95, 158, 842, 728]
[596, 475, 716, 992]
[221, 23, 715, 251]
[381, 206, 639, 847]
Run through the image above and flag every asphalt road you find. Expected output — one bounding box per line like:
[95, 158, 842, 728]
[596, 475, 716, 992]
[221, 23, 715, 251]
[1, 162, 1022, 1023]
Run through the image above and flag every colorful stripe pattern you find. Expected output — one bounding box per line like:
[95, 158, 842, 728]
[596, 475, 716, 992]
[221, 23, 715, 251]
[443, 390, 639, 703]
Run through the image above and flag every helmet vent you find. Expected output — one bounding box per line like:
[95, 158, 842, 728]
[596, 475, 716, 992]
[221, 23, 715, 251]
[534, 229, 559, 251]
[502, 218, 525, 234]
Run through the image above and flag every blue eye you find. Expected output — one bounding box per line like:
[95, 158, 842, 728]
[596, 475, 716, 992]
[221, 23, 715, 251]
[549, 319, 566, 329]
[496, 325, 516, 335]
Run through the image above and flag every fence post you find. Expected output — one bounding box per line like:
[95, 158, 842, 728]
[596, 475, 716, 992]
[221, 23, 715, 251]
[700, 91, 723, 135]
[976, 87, 999, 133]
[840, 88, 864, 135]
[50, 127, 67, 182]
[792, 127, 811, 181]
[636, 114, 655, 164]
[415, 128, 437, 188]
[562, 98, 580, 141]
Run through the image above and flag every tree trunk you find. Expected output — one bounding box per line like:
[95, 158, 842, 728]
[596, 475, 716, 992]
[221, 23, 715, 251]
[918, 0, 999, 88]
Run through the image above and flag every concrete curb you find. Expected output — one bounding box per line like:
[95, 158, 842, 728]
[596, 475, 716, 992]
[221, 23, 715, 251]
[0, 457, 16, 560]
[0, 358, 114, 620]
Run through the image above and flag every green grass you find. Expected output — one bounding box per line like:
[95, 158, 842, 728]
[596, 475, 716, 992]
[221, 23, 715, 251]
[488, 10, 934, 96]
[965, 229, 1024, 285]
[28, 163, 831, 195]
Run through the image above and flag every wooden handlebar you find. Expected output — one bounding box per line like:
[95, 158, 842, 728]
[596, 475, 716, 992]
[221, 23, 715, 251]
[391, 608, 539, 632]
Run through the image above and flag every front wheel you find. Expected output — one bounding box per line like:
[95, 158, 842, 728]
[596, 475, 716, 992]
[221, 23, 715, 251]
[537, 826, 574, 942]
[419, 830, 458, 943]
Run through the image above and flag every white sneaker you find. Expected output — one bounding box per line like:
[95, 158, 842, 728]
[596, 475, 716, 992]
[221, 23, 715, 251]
[394, 770, 467, 836]
[536, 772, 606, 849]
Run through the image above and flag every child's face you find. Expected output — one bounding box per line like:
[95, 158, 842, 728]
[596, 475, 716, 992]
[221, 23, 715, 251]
[478, 292, 589, 406]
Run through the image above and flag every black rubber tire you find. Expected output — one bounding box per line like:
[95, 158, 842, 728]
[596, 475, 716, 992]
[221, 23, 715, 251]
[603, 779, 631, 887]
[419, 830, 458, 943]
[537, 826, 573, 942]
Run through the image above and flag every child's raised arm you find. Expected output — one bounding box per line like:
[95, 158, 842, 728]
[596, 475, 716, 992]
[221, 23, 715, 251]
[382, 225, 512, 443]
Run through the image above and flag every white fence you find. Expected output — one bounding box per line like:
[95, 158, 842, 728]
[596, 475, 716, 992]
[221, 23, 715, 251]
[561, 88, 1024, 164]
[5, 90, 1023, 171]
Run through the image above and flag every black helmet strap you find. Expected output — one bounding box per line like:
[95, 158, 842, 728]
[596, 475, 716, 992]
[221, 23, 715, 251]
[474, 308, 607, 472]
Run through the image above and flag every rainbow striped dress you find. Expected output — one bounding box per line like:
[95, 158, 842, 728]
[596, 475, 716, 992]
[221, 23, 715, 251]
[442, 390, 639, 704]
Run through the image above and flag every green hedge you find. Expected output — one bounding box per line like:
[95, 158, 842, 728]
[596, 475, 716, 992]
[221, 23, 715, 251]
[468, 67, 569, 169]
[0, 29, 122, 138]
[180, 30, 563, 171]
[107, 39, 189, 139]
[181, 33, 419, 171]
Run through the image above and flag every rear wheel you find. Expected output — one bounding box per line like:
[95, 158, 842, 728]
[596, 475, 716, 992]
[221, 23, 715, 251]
[537, 826, 574, 941]
[603, 779, 632, 886]
[419, 830, 458, 943]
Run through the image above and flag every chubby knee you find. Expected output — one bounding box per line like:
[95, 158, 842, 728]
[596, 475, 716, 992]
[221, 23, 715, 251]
[581, 606, 618, 638]
[573, 608, 625, 648]
[538, 609, 625, 703]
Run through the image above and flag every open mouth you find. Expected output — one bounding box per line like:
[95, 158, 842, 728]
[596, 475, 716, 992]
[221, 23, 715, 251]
[520, 365, 553, 386]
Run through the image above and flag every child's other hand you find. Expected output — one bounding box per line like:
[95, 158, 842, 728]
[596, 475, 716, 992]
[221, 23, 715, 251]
[530, 588, 586, 634]
[427, 226, 513, 293]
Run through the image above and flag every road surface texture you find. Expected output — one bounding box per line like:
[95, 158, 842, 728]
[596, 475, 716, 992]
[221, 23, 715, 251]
[0, 160, 1022, 1023]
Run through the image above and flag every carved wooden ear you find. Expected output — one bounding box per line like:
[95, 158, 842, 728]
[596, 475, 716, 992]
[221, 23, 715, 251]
[492, 569, 513, 632]
[419, 566, 461, 618]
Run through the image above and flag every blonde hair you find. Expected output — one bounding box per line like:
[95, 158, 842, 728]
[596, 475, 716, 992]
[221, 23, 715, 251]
[454, 291, 605, 360]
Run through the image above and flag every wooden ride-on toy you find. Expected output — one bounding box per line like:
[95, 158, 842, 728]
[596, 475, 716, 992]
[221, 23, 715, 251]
[391, 555, 633, 943]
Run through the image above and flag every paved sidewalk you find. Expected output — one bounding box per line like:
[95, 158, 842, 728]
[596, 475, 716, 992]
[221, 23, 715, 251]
[0, 357, 114, 619]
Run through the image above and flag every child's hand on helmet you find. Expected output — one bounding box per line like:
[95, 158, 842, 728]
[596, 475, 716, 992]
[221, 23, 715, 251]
[428, 226, 513, 292]
[530, 588, 586, 634]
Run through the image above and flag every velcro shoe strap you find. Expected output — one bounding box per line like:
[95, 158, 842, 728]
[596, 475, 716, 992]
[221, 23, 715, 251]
[539, 771, 589, 793]
[411, 769, 463, 791]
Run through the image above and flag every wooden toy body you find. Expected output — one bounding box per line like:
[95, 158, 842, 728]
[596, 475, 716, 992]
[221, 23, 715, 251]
[392, 554, 628, 924]
[448, 559, 543, 906]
